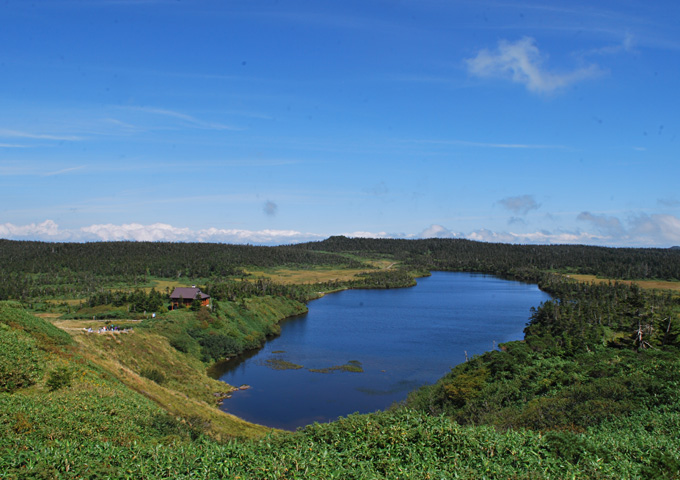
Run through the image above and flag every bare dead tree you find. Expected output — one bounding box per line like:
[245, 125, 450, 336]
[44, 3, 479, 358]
[662, 317, 672, 346]
[634, 321, 654, 351]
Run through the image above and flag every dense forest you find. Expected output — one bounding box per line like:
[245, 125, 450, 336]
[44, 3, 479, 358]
[0, 239, 366, 276]
[297, 236, 680, 280]
[0, 239, 368, 301]
[1, 237, 680, 478]
[2, 237, 679, 302]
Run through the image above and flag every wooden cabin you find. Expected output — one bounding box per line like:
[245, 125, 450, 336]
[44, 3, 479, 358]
[169, 286, 210, 310]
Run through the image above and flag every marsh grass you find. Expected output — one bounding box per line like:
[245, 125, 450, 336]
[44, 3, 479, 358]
[567, 274, 680, 292]
[245, 259, 396, 285]
[309, 360, 364, 373]
[145, 278, 195, 294]
[263, 358, 304, 370]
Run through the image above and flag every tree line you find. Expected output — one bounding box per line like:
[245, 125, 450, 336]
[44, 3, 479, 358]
[83, 288, 166, 313]
[0, 239, 366, 278]
[204, 268, 416, 304]
[2, 237, 680, 303]
[295, 236, 680, 280]
[0, 239, 368, 301]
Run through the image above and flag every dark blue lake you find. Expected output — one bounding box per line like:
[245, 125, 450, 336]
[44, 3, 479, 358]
[215, 272, 550, 430]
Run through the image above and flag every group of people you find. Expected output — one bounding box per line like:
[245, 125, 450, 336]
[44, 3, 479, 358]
[83, 325, 133, 334]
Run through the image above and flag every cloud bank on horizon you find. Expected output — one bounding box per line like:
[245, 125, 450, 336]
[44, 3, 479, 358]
[1, 1, 679, 248]
[2, 214, 679, 247]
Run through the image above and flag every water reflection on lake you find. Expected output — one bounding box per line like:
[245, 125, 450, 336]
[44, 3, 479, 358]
[215, 272, 550, 430]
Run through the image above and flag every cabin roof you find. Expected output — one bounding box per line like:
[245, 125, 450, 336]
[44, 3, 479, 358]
[169, 287, 210, 300]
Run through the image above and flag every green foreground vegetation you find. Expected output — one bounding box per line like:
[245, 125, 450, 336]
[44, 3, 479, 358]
[1, 237, 680, 478]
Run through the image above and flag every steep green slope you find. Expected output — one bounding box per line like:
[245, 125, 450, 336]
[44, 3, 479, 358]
[0, 303, 202, 447]
[0, 302, 271, 452]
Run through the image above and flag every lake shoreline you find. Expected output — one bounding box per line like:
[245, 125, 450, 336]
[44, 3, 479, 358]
[213, 272, 550, 430]
[208, 270, 432, 378]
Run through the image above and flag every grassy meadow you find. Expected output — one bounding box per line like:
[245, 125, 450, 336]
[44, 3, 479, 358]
[244, 259, 396, 285]
[567, 273, 680, 292]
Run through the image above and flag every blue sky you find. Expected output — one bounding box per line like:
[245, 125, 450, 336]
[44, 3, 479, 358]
[1, 0, 679, 246]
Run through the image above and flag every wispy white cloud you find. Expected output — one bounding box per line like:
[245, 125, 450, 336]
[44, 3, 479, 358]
[339, 230, 408, 240]
[0, 128, 84, 141]
[577, 211, 680, 246]
[2, 216, 679, 247]
[49, 0, 181, 7]
[358, 215, 680, 247]
[0, 220, 64, 239]
[577, 211, 625, 236]
[117, 106, 241, 131]
[0, 165, 35, 176]
[0, 143, 28, 148]
[418, 224, 460, 239]
[79, 223, 324, 244]
[343, 226, 603, 245]
[0, 221, 296, 244]
[0, 164, 85, 177]
[405, 138, 565, 149]
[465, 228, 606, 245]
[466, 37, 603, 94]
[583, 32, 636, 56]
[99, 118, 144, 134]
[508, 217, 527, 226]
[253, 10, 404, 35]
[42, 166, 87, 177]
[415, 224, 605, 245]
[658, 198, 680, 207]
[628, 214, 680, 245]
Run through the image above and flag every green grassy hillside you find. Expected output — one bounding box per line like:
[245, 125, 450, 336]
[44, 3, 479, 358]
[0, 302, 272, 452]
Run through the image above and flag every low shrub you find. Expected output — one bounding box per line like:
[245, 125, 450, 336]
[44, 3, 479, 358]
[141, 367, 166, 385]
[0, 302, 73, 346]
[169, 334, 195, 353]
[0, 324, 44, 393]
[46, 366, 72, 391]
